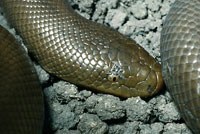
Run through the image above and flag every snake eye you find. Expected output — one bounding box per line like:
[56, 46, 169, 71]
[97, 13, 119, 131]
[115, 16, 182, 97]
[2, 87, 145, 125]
[108, 74, 119, 82]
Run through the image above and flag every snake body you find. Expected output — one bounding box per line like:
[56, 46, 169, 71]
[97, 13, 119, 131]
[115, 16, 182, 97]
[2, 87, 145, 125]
[0, 25, 44, 133]
[161, 0, 200, 133]
[0, 0, 200, 133]
[0, 0, 163, 133]
[0, 0, 163, 98]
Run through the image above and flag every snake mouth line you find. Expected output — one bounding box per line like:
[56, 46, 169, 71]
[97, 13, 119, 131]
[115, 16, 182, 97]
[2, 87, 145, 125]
[154, 71, 164, 95]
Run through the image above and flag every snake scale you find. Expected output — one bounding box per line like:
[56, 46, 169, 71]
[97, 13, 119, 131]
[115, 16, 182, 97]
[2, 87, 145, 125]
[0, 0, 199, 133]
[161, 0, 200, 133]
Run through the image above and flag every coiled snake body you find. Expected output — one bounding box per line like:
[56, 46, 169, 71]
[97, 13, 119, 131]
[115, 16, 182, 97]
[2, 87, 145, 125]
[0, 0, 199, 133]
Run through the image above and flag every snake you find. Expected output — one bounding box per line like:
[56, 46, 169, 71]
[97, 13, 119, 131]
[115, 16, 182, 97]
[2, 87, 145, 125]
[0, 0, 199, 133]
[160, 0, 200, 133]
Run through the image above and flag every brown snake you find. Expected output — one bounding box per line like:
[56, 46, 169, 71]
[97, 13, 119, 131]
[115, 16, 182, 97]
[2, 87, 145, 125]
[161, 0, 200, 133]
[0, 0, 200, 133]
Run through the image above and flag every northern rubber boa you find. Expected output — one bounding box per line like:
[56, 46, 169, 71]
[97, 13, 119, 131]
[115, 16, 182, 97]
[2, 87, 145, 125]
[1, 0, 199, 134]
[0, 0, 163, 133]
[161, 0, 200, 133]
[0, 24, 44, 134]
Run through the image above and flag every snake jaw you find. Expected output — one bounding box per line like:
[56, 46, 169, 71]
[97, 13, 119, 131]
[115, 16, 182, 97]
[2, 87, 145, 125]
[153, 67, 164, 95]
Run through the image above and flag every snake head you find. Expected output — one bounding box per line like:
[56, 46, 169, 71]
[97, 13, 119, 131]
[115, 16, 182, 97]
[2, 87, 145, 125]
[95, 38, 164, 98]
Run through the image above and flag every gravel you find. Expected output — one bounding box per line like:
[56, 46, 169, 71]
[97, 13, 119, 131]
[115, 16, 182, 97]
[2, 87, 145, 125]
[0, 0, 194, 134]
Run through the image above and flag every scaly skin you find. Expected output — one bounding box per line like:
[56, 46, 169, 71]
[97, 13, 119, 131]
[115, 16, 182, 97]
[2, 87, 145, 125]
[0, 0, 163, 98]
[0, 25, 44, 134]
[0, 0, 164, 133]
[161, 0, 200, 133]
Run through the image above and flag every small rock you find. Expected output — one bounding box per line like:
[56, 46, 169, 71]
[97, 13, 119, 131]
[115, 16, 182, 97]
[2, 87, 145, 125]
[105, 9, 127, 29]
[163, 123, 192, 134]
[129, 1, 147, 19]
[77, 113, 108, 134]
[95, 95, 125, 120]
[124, 97, 151, 122]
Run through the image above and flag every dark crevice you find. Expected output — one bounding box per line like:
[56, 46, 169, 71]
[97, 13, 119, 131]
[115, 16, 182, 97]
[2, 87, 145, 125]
[104, 116, 127, 125]
[71, 4, 79, 11]
[89, 0, 98, 19]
